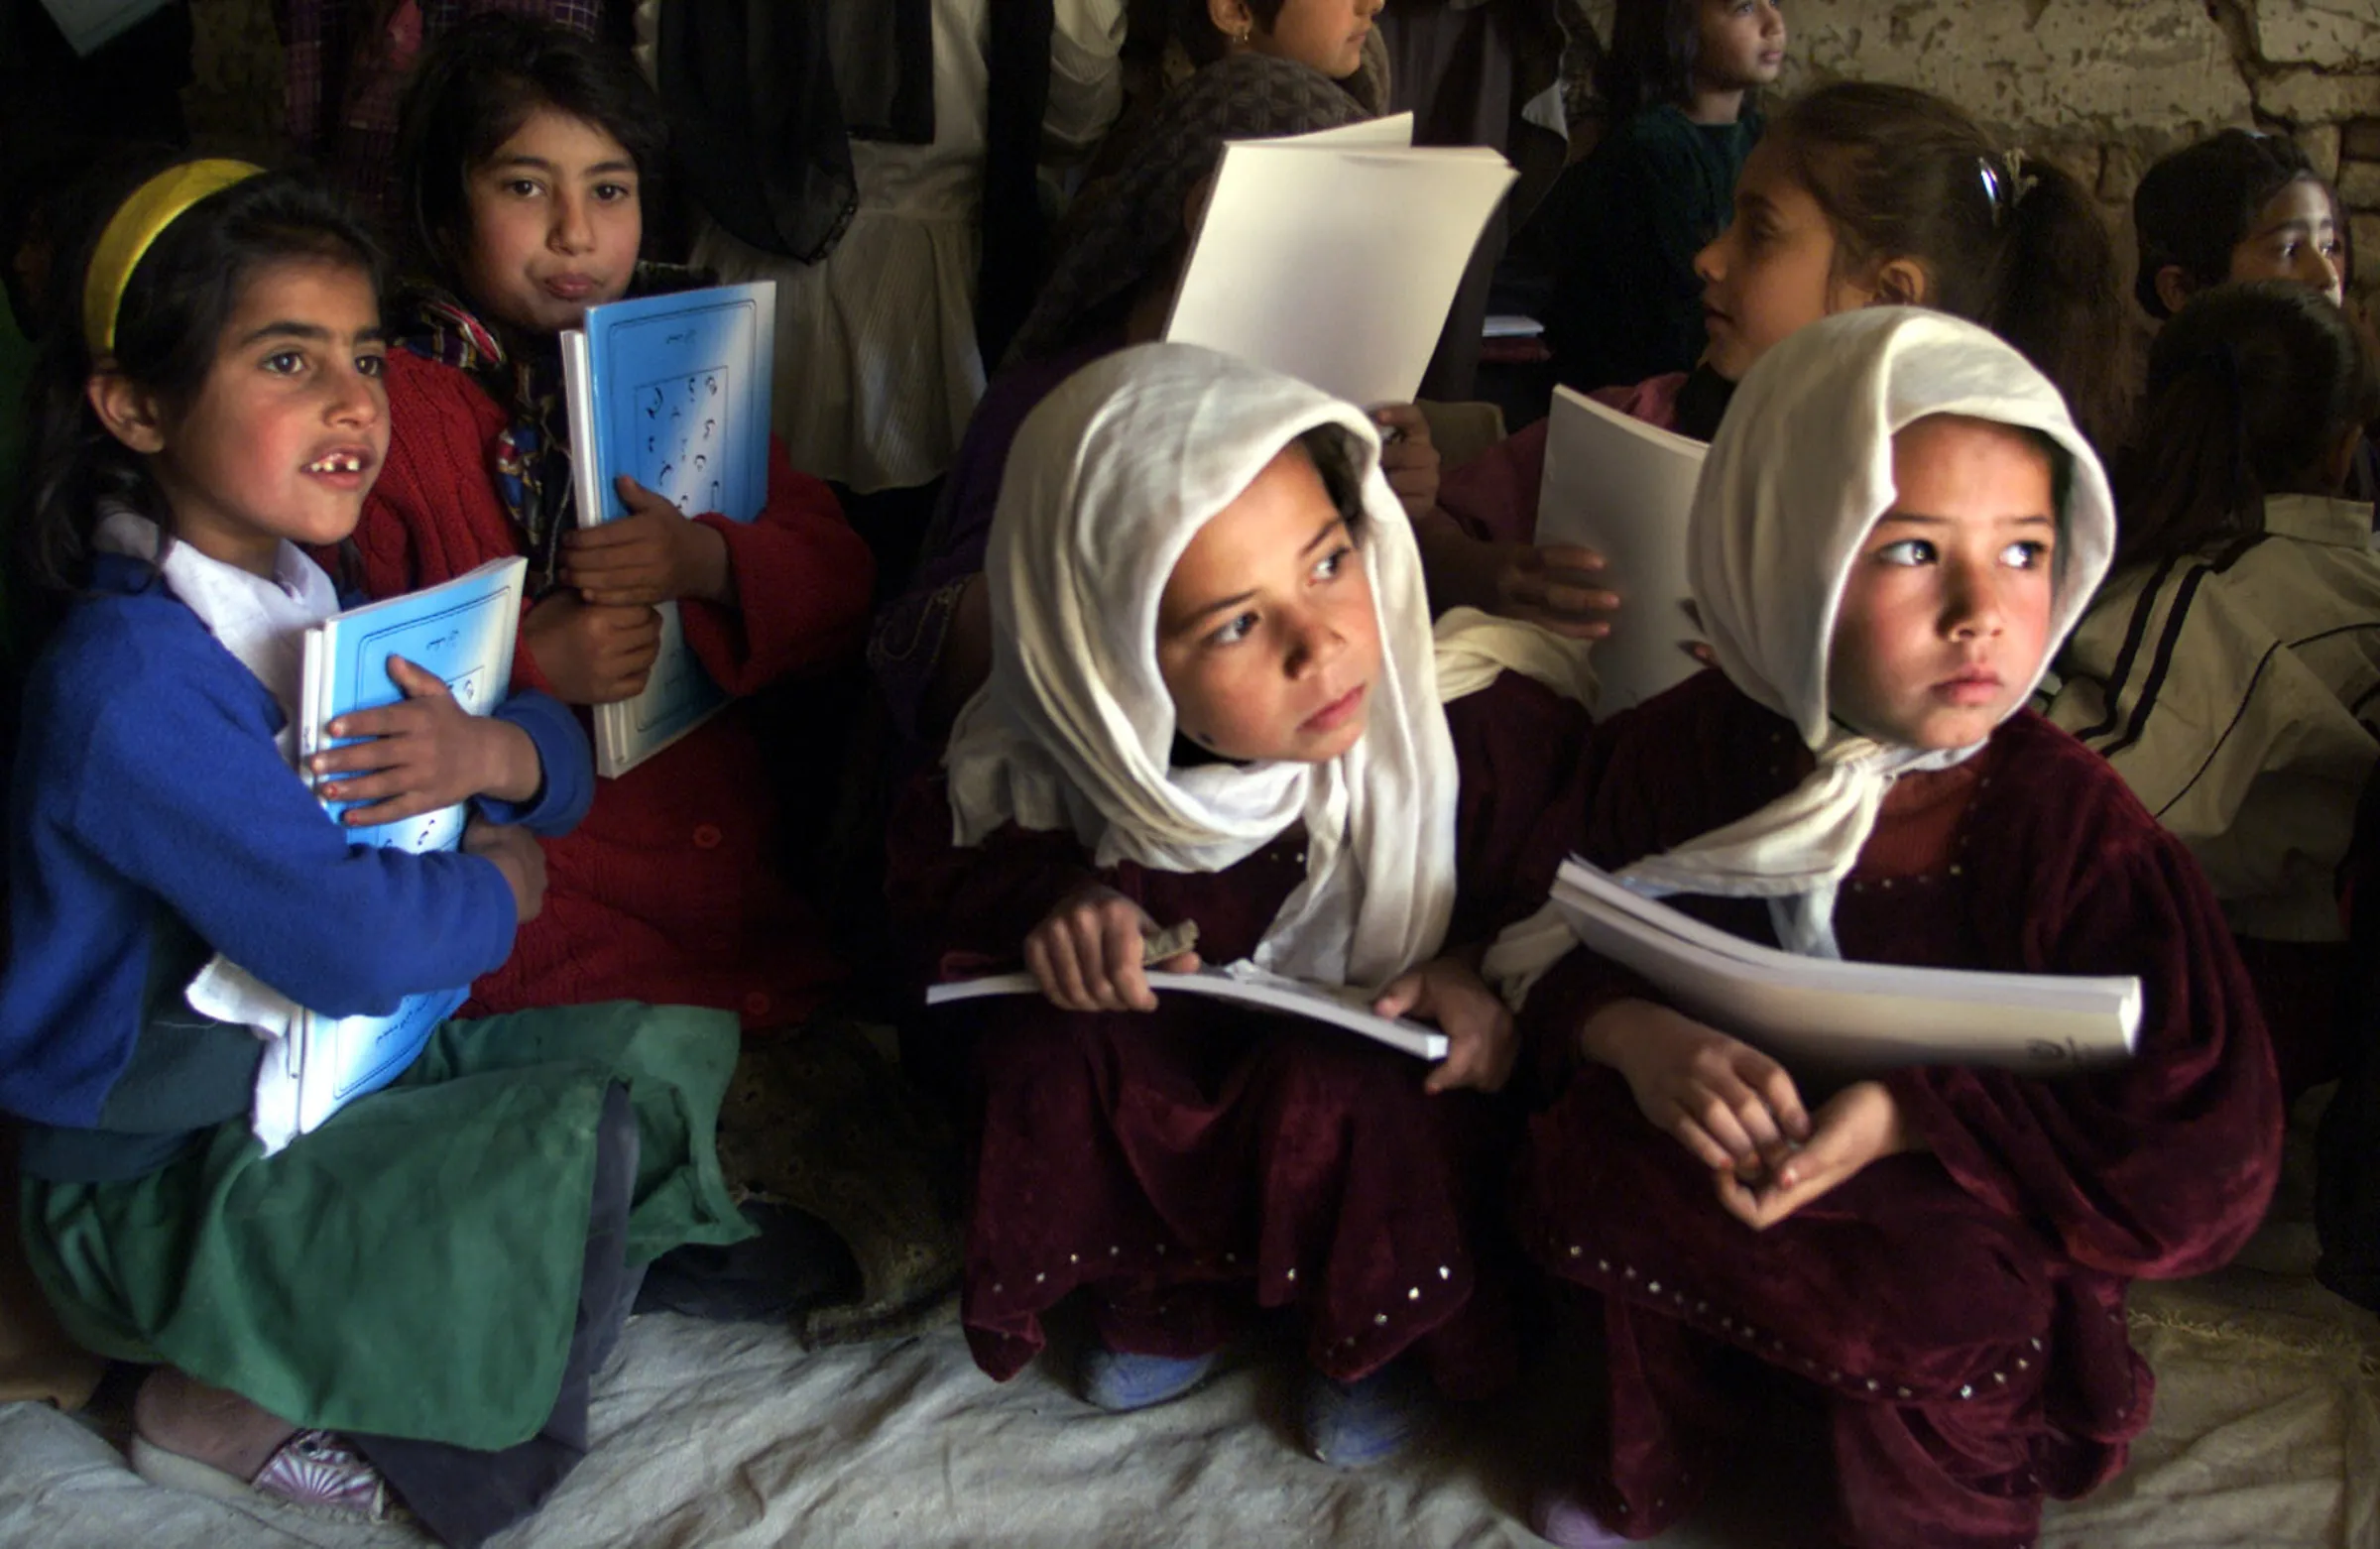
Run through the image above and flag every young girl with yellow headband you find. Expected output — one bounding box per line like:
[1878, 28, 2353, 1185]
[0, 158, 748, 1547]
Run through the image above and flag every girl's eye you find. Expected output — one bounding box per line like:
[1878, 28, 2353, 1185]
[1207, 612, 1258, 648]
[263, 350, 306, 376]
[593, 181, 637, 203]
[357, 352, 386, 379]
[504, 179, 541, 198]
[2000, 540, 2050, 569]
[1874, 537, 1935, 566]
[1311, 543, 1355, 582]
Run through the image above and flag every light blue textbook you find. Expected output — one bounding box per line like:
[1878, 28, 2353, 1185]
[561, 281, 775, 776]
[250, 555, 529, 1149]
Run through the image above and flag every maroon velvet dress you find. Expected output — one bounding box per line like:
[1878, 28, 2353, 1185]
[889, 674, 1591, 1395]
[1516, 671, 2282, 1549]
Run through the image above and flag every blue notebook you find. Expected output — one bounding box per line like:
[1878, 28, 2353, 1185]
[257, 555, 529, 1145]
[561, 282, 776, 776]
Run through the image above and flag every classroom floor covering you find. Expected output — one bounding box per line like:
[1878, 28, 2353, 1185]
[1, 1093, 2373, 1549]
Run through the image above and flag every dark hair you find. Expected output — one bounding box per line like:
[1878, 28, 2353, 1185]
[394, 12, 664, 298]
[2132, 131, 2330, 320]
[16, 163, 385, 612]
[1766, 82, 2126, 450]
[1597, 0, 1706, 121]
[1179, 0, 1290, 67]
[2112, 280, 2380, 567]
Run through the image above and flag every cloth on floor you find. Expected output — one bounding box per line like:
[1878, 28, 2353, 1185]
[706, 1019, 964, 1347]
[3, 1089, 2371, 1548]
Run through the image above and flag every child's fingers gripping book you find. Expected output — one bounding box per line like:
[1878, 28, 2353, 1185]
[245, 556, 529, 1153]
[561, 282, 776, 777]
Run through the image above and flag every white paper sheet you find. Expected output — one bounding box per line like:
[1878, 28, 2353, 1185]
[926, 960, 1447, 1060]
[1165, 141, 1516, 408]
[1547, 858, 2140, 1074]
[1533, 386, 1709, 714]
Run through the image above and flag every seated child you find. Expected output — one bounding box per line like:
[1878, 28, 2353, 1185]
[1178, 0, 1389, 111]
[1528, 0, 1786, 397]
[2047, 281, 2380, 1094]
[0, 161, 747, 1548]
[888, 341, 1594, 1466]
[2133, 130, 2345, 320]
[360, 14, 877, 1027]
[1436, 80, 2124, 640]
[2131, 128, 2371, 502]
[870, 47, 1437, 748]
[1491, 308, 2281, 1548]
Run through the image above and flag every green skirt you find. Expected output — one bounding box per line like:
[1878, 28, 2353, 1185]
[22, 1002, 752, 1451]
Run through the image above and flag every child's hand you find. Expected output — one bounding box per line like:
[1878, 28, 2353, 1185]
[1374, 404, 1441, 521]
[1712, 1080, 1916, 1231]
[310, 655, 540, 824]
[559, 476, 732, 608]
[1373, 957, 1517, 1094]
[464, 816, 546, 923]
[1023, 886, 1200, 1013]
[1497, 543, 1618, 640]
[1581, 998, 1810, 1178]
[522, 591, 663, 705]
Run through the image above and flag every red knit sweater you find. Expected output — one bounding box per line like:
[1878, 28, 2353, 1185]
[344, 348, 876, 1027]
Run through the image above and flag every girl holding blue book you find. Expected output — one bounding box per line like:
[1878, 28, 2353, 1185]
[0, 157, 749, 1547]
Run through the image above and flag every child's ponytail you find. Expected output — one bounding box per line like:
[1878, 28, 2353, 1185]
[1980, 153, 2125, 455]
[2113, 280, 2380, 567]
[14, 162, 383, 633]
[1767, 83, 2126, 449]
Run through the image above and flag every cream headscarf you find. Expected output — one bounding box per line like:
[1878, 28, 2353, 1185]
[945, 342, 1585, 989]
[1488, 307, 2114, 996]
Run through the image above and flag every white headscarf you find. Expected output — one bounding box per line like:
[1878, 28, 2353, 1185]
[1488, 308, 2114, 996]
[944, 342, 1583, 988]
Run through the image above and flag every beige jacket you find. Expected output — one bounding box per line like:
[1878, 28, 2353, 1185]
[2047, 495, 2380, 941]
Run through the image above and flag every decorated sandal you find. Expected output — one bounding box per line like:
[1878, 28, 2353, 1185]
[128, 1368, 399, 1522]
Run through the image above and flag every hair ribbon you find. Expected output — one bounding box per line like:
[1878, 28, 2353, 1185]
[82, 160, 265, 358]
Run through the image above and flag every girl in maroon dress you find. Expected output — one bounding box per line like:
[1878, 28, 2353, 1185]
[889, 342, 1595, 1466]
[1489, 309, 2282, 1547]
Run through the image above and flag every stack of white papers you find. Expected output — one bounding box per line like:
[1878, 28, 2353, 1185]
[1543, 858, 2140, 1074]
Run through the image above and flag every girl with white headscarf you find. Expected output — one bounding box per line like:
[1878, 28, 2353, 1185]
[887, 342, 1594, 1467]
[1499, 310, 2280, 1549]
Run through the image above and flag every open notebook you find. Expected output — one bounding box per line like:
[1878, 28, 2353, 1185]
[927, 959, 1447, 1061]
[1164, 115, 1516, 407]
[1534, 386, 1709, 713]
[1540, 857, 2141, 1074]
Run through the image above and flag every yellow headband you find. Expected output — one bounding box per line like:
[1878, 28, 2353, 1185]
[81, 160, 266, 358]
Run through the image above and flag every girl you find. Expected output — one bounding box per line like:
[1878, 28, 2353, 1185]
[888, 342, 1594, 1466]
[1436, 81, 2123, 639]
[869, 49, 1439, 748]
[1529, 0, 1787, 397]
[362, 14, 879, 1027]
[2047, 281, 2380, 1095]
[0, 161, 747, 1547]
[2132, 130, 2345, 320]
[1491, 308, 2280, 1548]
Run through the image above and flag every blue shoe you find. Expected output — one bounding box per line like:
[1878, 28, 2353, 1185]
[1301, 1361, 1426, 1469]
[1078, 1345, 1217, 1412]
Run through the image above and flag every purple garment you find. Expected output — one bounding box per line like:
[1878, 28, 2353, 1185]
[867, 333, 1121, 745]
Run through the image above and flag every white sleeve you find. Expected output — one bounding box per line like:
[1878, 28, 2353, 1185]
[1045, 0, 1129, 155]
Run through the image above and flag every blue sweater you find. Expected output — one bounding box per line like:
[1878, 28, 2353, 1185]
[0, 555, 592, 1130]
